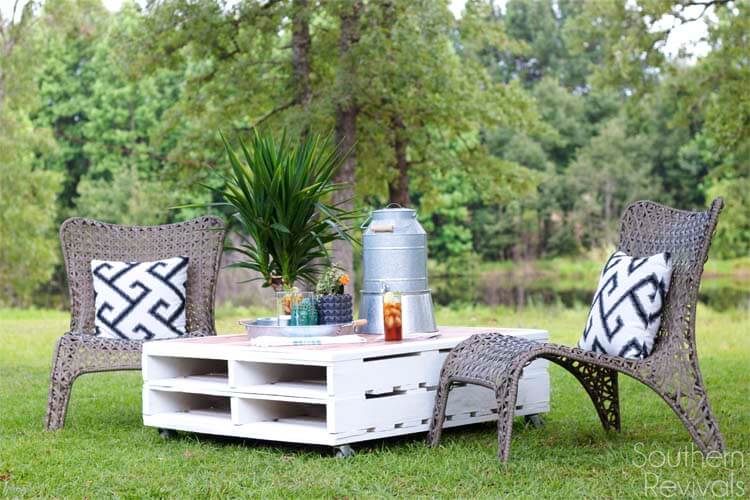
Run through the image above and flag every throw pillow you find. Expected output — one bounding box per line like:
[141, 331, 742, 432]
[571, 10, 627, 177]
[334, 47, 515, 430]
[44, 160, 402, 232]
[578, 251, 673, 359]
[91, 256, 188, 340]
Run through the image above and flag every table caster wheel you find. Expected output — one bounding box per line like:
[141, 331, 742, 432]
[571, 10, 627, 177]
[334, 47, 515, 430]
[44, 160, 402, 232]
[524, 414, 544, 428]
[334, 445, 355, 458]
[158, 428, 177, 440]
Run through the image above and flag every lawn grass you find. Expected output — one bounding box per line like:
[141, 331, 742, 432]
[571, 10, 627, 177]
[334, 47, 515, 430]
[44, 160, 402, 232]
[1, 305, 748, 498]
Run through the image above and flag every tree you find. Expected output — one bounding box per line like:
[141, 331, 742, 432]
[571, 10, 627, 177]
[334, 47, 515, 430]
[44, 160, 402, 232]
[350, 0, 540, 207]
[502, 0, 564, 85]
[32, 0, 107, 217]
[568, 0, 749, 256]
[0, 0, 61, 305]
[686, 132, 750, 258]
[0, 127, 61, 305]
[567, 1, 748, 153]
[568, 115, 659, 247]
[419, 168, 477, 266]
[75, 4, 186, 224]
[706, 163, 750, 258]
[137, 0, 311, 158]
[331, 0, 361, 292]
[128, 0, 542, 270]
[34, 1, 194, 225]
[627, 74, 708, 208]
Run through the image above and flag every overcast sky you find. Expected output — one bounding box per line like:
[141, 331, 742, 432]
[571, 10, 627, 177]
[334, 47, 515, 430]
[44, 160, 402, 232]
[1, 0, 710, 60]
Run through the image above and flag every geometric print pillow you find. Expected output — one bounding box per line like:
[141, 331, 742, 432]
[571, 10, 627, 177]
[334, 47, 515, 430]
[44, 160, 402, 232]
[91, 257, 188, 340]
[578, 251, 673, 360]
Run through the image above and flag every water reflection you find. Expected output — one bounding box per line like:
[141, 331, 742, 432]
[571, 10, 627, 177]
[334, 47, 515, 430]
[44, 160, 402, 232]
[430, 272, 749, 311]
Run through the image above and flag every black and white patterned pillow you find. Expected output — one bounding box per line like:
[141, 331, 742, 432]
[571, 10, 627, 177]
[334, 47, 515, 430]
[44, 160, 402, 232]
[91, 257, 188, 340]
[578, 251, 673, 360]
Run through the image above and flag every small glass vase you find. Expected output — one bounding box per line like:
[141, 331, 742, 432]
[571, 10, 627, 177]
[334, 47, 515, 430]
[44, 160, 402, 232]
[276, 291, 317, 326]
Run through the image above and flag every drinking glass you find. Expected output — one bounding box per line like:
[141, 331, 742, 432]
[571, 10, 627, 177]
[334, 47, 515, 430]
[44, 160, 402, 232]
[276, 291, 294, 325]
[383, 292, 402, 341]
[280, 291, 317, 326]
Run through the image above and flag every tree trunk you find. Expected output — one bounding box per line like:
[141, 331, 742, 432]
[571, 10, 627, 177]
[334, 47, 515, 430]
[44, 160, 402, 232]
[292, 0, 312, 111]
[388, 115, 410, 206]
[380, 3, 409, 207]
[332, 0, 362, 294]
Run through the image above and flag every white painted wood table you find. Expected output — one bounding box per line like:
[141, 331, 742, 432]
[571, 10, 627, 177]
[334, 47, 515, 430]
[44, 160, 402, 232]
[142, 327, 550, 455]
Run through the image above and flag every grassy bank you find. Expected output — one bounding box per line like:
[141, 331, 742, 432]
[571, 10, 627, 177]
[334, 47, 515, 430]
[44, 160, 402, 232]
[1, 305, 748, 497]
[472, 255, 750, 282]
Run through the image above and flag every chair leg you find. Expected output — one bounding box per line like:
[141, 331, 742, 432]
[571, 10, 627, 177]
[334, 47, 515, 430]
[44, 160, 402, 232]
[45, 338, 79, 431]
[651, 373, 726, 455]
[555, 357, 621, 432]
[494, 372, 523, 463]
[427, 378, 453, 447]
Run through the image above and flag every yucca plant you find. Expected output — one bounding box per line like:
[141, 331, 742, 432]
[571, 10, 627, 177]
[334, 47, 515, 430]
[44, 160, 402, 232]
[216, 129, 360, 290]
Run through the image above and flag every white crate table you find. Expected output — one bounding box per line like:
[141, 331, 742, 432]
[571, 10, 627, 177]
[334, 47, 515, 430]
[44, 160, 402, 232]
[142, 327, 549, 455]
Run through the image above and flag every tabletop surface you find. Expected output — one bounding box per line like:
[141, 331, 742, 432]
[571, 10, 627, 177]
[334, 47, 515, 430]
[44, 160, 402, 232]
[142, 326, 549, 363]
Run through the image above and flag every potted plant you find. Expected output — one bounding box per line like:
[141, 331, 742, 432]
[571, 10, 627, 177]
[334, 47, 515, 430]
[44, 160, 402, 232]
[211, 129, 359, 295]
[315, 265, 353, 324]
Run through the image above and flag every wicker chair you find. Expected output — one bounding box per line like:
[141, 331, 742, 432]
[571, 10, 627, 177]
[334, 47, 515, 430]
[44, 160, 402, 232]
[45, 216, 225, 430]
[429, 198, 726, 462]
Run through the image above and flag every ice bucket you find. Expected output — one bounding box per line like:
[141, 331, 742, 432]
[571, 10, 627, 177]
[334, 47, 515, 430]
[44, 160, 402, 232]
[358, 207, 437, 334]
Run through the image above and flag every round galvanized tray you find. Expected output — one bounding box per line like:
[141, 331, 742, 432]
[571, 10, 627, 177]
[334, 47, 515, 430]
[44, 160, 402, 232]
[240, 319, 368, 338]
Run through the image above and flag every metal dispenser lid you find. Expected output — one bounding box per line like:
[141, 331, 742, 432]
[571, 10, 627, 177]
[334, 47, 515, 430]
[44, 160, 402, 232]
[362, 206, 425, 236]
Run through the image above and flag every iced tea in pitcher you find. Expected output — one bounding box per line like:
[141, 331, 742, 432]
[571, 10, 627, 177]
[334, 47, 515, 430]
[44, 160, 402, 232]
[383, 292, 402, 341]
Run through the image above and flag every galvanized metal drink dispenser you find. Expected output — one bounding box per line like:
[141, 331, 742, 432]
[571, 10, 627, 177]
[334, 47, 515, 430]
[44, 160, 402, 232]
[358, 207, 437, 334]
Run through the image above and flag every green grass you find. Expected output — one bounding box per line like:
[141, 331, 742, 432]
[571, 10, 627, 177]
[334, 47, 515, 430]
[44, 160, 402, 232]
[1, 305, 748, 498]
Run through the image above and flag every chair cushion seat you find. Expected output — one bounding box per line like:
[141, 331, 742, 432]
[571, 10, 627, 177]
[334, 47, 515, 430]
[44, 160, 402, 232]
[578, 251, 673, 359]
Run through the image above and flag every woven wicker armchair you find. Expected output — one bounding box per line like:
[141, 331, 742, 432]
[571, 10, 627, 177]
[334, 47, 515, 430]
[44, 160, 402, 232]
[45, 216, 225, 430]
[429, 198, 726, 462]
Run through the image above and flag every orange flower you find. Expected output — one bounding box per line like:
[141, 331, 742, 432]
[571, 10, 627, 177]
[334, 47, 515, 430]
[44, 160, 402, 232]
[339, 274, 350, 286]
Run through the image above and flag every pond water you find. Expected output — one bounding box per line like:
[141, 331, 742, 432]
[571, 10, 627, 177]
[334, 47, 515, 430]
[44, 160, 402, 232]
[429, 272, 750, 311]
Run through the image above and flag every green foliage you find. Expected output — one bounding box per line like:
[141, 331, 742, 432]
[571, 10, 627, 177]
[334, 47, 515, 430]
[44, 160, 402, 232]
[30, 0, 107, 215]
[563, 0, 749, 256]
[419, 168, 477, 264]
[75, 166, 171, 225]
[567, 115, 659, 246]
[0, 113, 61, 306]
[708, 177, 750, 258]
[349, 0, 542, 204]
[0, 0, 748, 305]
[0, 0, 61, 306]
[483, 0, 596, 89]
[568, 1, 749, 150]
[470, 205, 514, 261]
[216, 130, 360, 288]
[705, 148, 750, 258]
[628, 81, 707, 208]
[33, 2, 191, 225]
[502, 0, 566, 85]
[698, 5, 750, 152]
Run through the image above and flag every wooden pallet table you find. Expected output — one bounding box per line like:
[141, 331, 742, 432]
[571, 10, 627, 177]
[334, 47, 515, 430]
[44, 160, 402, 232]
[142, 326, 550, 456]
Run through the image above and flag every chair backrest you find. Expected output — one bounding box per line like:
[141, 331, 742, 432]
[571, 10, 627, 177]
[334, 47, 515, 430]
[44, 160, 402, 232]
[60, 216, 226, 335]
[616, 198, 723, 359]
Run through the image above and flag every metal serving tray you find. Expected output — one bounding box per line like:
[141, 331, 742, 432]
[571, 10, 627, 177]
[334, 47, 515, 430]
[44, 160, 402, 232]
[239, 319, 368, 338]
